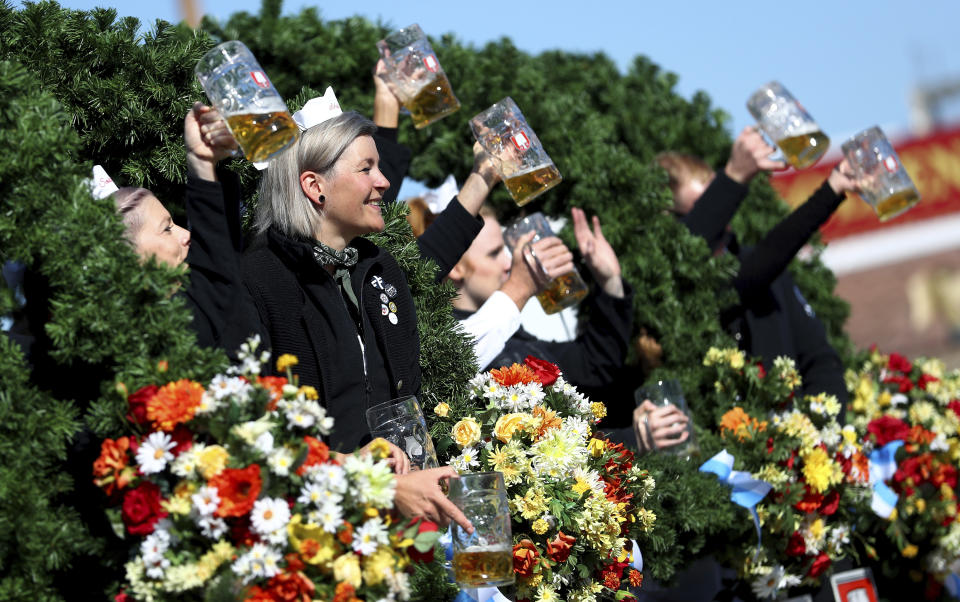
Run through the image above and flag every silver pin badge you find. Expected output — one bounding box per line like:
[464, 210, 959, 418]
[388, 312, 398, 325]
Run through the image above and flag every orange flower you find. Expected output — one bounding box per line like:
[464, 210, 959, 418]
[332, 582, 361, 602]
[907, 425, 936, 446]
[512, 539, 539, 577]
[720, 407, 767, 441]
[490, 363, 537, 387]
[245, 565, 315, 602]
[210, 465, 262, 518]
[258, 376, 288, 412]
[546, 530, 576, 563]
[629, 568, 644, 587]
[92, 437, 136, 496]
[532, 406, 563, 440]
[337, 521, 354, 545]
[296, 436, 331, 476]
[146, 379, 204, 432]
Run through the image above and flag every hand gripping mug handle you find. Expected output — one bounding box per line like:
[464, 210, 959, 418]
[521, 242, 551, 287]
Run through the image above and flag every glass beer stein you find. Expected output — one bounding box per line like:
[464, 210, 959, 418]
[747, 81, 829, 169]
[841, 126, 921, 221]
[377, 24, 460, 128]
[195, 41, 299, 163]
[365, 396, 439, 470]
[470, 97, 562, 206]
[503, 212, 588, 315]
[448, 472, 515, 589]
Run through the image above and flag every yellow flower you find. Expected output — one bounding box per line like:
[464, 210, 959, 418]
[362, 547, 396, 586]
[590, 402, 607, 421]
[451, 417, 482, 448]
[196, 445, 229, 479]
[333, 553, 362, 588]
[916, 498, 927, 513]
[901, 544, 919, 558]
[728, 350, 745, 370]
[276, 354, 298, 373]
[161, 496, 191, 515]
[494, 413, 529, 443]
[368, 438, 392, 461]
[434, 402, 450, 417]
[572, 477, 592, 497]
[877, 391, 892, 408]
[297, 385, 318, 400]
[588, 438, 606, 458]
[531, 518, 549, 534]
[287, 514, 337, 566]
[801, 447, 843, 494]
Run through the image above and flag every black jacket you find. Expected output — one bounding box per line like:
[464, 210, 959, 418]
[455, 282, 634, 391]
[682, 170, 848, 404]
[240, 228, 420, 452]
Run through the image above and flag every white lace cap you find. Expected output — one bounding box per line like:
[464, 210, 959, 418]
[419, 173, 459, 214]
[88, 165, 119, 199]
[254, 86, 342, 170]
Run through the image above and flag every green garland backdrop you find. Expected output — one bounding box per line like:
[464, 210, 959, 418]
[0, 0, 851, 598]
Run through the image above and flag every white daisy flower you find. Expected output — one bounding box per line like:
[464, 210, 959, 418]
[312, 463, 348, 494]
[250, 498, 290, 535]
[891, 393, 909, 407]
[286, 406, 316, 430]
[254, 431, 275, 454]
[233, 543, 281, 583]
[297, 482, 327, 507]
[195, 391, 221, 415]
[263, 527, 288, 547]
[136, 432, 176, 475]
[171, 446, 200, 478]
[352, 517, 389, 556]
[191, 486, 220, 516]
[198, 515, 227, 539]
[751, 565, 787, 599]
[140, 530, 170, 560]
[318, 499, 344, 533]
[143, 553, 170, 580]
[267, 446, 296, 476]
[452, 446, 480, 472]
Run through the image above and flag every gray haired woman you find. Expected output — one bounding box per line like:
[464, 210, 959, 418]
[240, 111, 472, 532]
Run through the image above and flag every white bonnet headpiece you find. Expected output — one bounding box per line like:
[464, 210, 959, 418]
[88, 165, 119, 199]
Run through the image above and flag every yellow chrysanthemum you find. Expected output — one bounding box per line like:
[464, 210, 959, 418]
[196, 445, 229, 479]
[531, 518, 549, 534]
[276, 354, 298, 373]
[433, 402, 450, 417]
[297, 385, 318, 400]
[590, 402, 607, 421]
[801, 447, 843, 494]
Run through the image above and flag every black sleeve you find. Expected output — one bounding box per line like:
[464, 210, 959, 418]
[735, 180, 844, 300]
[182, 174, 243, 348]
[540, 281, 635, 390]
[784, 280, 848, 414]
[416, 196, 484, 282]
[374, 127, 411, 205]
[681, 169, 749, 249]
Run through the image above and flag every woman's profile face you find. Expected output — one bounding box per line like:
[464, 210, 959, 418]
[318, 135, 390, 242]
[132, 194, 191, 267]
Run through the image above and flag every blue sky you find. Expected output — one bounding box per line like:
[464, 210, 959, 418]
[44, 0, 960, 146]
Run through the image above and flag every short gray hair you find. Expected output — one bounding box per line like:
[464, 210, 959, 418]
[112, 187, 153, 236]
[256, 111, 377, 239]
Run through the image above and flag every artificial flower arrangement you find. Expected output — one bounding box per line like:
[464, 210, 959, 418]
[847, 347, 960, 598]
[430, 356, 656, 602]
[697, 348, 871, 600]
[92, 337, 440, 601]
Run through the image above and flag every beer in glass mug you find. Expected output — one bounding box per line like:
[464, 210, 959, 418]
[503, 212, 588, 314]
[377, 24, 460, 128]
[747, 81, 829, 169]
[471, 98, 562, 206]
[195, 41, 299, 163]
[448, 472, 515, 589]
[841, 126, 920, 222]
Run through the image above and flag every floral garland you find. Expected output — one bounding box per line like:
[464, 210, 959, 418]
[847, 348, 960, 596]
[431, 356, 655, 602]
[699, 348, 871, 599]
[92, 337, 439, 601]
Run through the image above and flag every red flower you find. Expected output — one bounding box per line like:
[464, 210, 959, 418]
[546, 531, 576, 563]
[820, 490, 840, 516]
[169, 424, 194, 456]
[210, 465, 262, 518]
[918, 373, 939, 390]
[524, 356, 561, 386]
[807, 552, 831, 578]
[121, 481, 167, 536]
[785, 531, 806, 557]
[794, 487, 823, 513]
[867, 415, 910, 446]
[755, 361, 766, 379]
[230, 516, 258, 547]
[882, 374, 914, 393]
[513, 539, 540, 577]
[114, 590, 130, 602]
[603, 571, 620, 590]
[949, 400, 960, 420]
[127, 384, 158, 425]
[628, 569, 644, 587]
[888, 353, 912, 373]
[405, 518, 439, 564]
[295, 436, 331, 476]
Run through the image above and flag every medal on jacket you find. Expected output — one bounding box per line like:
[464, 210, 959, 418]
[371, 276, 400, 325]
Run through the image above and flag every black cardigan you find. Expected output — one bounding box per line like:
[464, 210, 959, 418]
[240, 228, 420, 451]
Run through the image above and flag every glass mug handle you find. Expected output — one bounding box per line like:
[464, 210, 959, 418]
[521, 242, 551, 286]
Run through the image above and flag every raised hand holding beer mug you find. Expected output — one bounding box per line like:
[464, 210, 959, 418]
[365, 396, 440, 470]
[470, 97, 562, 206]
[504, 212, 589, 315]
[448, 472, 515, 589]
[747, 81, 829, 169]
[377, 24, 461, 128]
[194, 41, 299, 163]
[841, 126, 921, 221]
